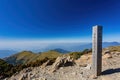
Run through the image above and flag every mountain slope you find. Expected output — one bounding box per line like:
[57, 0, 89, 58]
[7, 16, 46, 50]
[52, 48, 70, 53]
[0, 59, 11, 72]
[4, 50, 61, 65]
[32, 50, 62, 62]
[0, 59, 13, 79]
[106, 46, 120, 52]
[4, 51, 38, 65]
[6, 46, 120, 80]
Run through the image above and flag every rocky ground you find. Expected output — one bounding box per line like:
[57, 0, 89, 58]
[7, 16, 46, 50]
[4, 50, 120, 80]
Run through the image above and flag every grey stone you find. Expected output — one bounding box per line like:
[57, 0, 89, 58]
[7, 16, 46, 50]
[92, 25, 102, 76]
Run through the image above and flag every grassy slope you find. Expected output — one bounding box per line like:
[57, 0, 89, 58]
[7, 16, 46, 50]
[35, 50, 62, 60]
[108, 46, 120, 52]
[4, 48, 93, 65]
[0, 59, 13, 74]
[5, 50, 62, 65]
[4, 51, 37, 65]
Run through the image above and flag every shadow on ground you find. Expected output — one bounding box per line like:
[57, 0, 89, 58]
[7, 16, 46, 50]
[102, 68, 120, 75]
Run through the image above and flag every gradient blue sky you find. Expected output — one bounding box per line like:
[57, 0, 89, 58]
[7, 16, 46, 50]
[0, 0, 120, 42]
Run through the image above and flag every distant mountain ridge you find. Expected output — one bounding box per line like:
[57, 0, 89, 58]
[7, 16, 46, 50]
[0, 42, 120, 59]
[0, 50, 18, 58]
[34, 42, 120, 52]
[102, 42, 120, 47]
[51, 48, 70, 53]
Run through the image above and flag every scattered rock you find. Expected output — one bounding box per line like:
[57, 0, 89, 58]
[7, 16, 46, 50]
[5, 48, 120, 80]
[80, 72, 83, 74]
[90, 75, 98, 79]
[50, 55, 74, 72]
[75, 54, 91, 67]
[104, 50, 110, 55]
[115, 52, 120, 55]
[103, 54, 112, 59]
[39, 77, 47, 80]
[71, 72, 77, 76]
[85, 64, 91, 70]
[79, 64, 87, 67]
[103, 50, 112, 59]
[60, 67, 64, 70]
[101, 76, 113, 80]
[41, 60, 50, 69]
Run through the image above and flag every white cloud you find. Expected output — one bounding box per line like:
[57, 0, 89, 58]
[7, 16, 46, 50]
[0, 38, 91, 50]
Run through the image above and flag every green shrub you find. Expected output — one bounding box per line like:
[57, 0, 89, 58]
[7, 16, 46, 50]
[69, 52, 83, 59]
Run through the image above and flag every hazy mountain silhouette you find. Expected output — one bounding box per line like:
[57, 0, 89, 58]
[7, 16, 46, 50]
[33, 42, 120, 52]
[0, 50, 18, 58]
[0, 42, 120, 58]
[51, 48, 70, 53]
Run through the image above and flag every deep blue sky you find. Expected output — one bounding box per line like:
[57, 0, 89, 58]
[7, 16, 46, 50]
[0, 0, 120, 42]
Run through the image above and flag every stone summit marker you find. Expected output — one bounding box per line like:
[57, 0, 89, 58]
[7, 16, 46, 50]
[92, 25, 102, 76]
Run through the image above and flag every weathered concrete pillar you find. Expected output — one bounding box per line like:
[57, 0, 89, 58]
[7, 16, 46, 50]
[92, 25, 102, 76]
